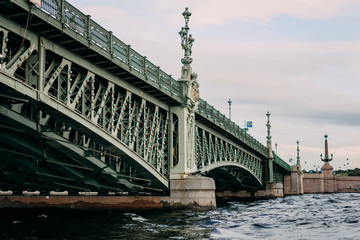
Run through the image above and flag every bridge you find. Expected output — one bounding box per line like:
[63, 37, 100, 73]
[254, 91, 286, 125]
[0, 0, 290, 209]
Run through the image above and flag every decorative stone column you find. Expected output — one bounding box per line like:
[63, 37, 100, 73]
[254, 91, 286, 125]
[321, 134, 337, 193]
[169, 7, 215, 210]
[284, 140, 304, 195]
[261, 112, 284, 197]
[266, 111, 274, 183]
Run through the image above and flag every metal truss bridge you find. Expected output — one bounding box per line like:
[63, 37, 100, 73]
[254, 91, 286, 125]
[0, 0, 290, 196]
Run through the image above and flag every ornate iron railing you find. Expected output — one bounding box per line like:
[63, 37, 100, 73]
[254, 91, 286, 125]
[274, 153, 291, 172]
[197, 99, 268, 157]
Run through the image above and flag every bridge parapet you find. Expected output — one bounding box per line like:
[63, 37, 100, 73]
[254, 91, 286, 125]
[274, 153, 291, 172]
[197, 99, 268, 157]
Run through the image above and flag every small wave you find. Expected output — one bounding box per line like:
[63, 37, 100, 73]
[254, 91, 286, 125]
[132, 216, 148, 223]
[327, 199, 340, 204]
[252, 223, 272, 229]
[227, 224, 241, 229]
[298, 221, 312, 226]
[322, 222, 330, 227]
[169, 237, 187, 240]
[344, 217, 358, 224]
[37, 214, 48, 219]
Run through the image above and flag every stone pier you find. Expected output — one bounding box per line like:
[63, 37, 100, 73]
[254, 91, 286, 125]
[284, 165, 304, 195]
[169, 175, 216, 210]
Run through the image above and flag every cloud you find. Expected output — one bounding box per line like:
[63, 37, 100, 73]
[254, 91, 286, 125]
[193, 40, 360, 127]
[151, 0, 360, 27]
[74, 0, 360, 33]
[69, 0, 360, 170]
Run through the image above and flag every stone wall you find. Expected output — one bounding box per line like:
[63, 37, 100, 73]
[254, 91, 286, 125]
[336, 176, 360, 192]
[302, 170, 360, 194]
[303, 173, 324, 193]
[285, 162, 360, 195]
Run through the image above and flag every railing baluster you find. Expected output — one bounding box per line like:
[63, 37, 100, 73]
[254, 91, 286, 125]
[143, 56, 146, 75]
[127, 45, 131, 69]
[109, 31, 113, 57]
[86, 15, 91, 43]
[60, 0, 65, 25]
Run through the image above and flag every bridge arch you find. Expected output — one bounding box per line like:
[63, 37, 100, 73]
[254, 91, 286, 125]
[195, 124, 264, 185]
[199, 162, 263, 190]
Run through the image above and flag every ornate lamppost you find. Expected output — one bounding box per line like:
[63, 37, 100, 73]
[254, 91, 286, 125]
[296, 140, 300, 166]
[228, 98, 232, 120]
[170, 7, 199, 178]
[179, 7, 195, 67]
[178, 7, 199, 110]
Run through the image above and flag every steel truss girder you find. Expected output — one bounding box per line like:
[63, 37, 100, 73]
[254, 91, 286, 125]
[0, 105, 144, 192]
[0, 71, 169, 189]
[196, 122, 263, 186]
[0, 17, 170, 188]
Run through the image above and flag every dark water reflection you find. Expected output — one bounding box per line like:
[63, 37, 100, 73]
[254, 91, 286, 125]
[0, 193, 359, 239]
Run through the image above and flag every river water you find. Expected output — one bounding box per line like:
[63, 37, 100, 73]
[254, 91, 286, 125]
[0, 193, 359, 239]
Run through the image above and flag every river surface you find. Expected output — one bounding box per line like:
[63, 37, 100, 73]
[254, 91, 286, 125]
[0, 193, 359, 239]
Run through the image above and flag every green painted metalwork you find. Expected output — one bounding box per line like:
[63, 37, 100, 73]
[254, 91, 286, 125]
[0, 18, 170, 191]
[0, 0, 291, 194]
[274, 153, 291, 172]
[195, 123, 263, 182]
[197, 99, 268, 157]
[10, 0, 183, 100]
[8, 0, 275, 159]
[196, 127, 263, 185]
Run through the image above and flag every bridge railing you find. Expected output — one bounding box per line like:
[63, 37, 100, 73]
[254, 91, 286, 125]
[273, 153, 291, 172]
[33, 0, 182, 99]
[197, 99, 268, 157]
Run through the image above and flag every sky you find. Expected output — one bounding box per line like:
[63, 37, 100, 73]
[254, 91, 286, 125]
[69, 0, 360, 171]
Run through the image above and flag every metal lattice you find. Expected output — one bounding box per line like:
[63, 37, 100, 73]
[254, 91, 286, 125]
[196, 126, 263, 183]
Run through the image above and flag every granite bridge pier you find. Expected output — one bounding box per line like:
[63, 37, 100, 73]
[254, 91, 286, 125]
[0, 0, 294, 210]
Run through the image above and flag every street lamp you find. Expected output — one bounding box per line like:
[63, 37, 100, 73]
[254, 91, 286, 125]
[179, 7, 194, 66]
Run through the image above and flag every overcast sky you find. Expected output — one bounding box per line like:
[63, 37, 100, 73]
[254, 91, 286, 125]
[69, 0, 360, 171]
